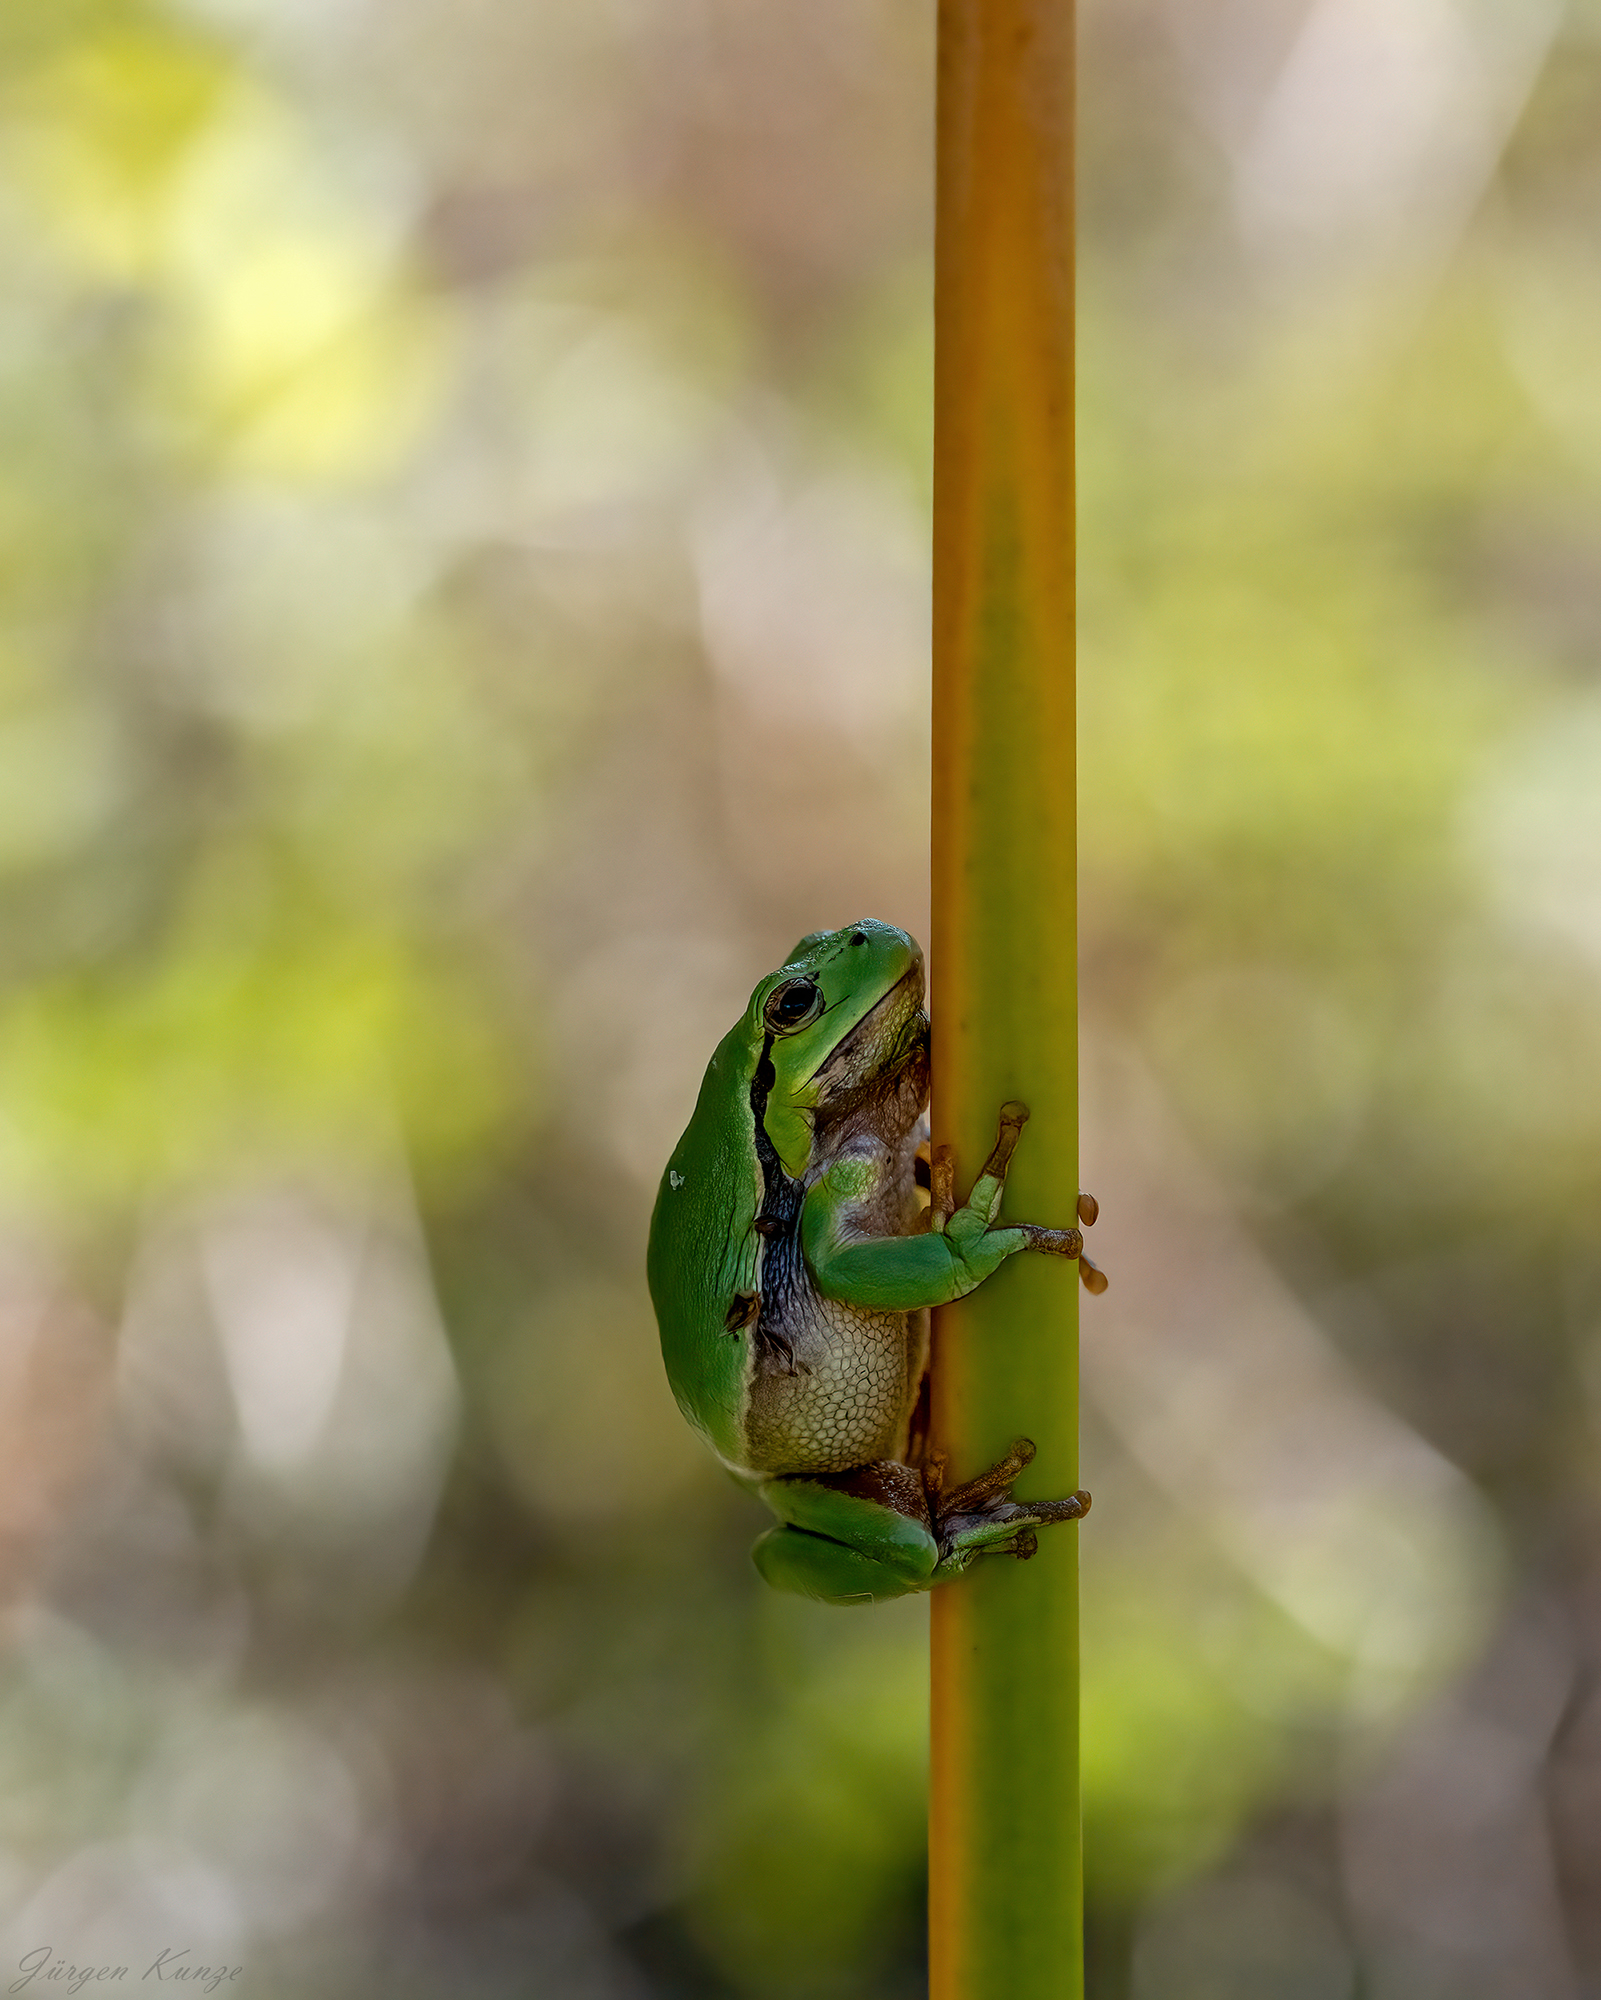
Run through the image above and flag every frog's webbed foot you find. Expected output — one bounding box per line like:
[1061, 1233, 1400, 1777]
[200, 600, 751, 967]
[959, 1104, 1111, 1291]
[929, 1436, 1091, 1578]
[1006, 1212, 1109, 1288]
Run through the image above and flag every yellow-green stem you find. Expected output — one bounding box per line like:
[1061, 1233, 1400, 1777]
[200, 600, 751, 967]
[928, 2, 1080, 1996]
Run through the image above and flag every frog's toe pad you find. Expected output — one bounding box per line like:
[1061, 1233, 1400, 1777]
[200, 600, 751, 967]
[1079, 1254, 1109, 1295]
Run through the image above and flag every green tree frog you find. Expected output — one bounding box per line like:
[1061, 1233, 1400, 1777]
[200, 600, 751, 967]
[647, 919, 1105, 1606]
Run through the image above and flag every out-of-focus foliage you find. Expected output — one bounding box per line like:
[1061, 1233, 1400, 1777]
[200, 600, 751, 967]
[1, 1, 1599, 1996]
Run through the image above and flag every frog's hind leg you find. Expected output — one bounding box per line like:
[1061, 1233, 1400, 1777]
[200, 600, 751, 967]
[753, 1462, 939, 1605]
[753, 1526, 932, 1605]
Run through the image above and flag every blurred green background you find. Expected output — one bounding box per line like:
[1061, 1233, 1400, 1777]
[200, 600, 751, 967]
[2, 0, 1600, 1994]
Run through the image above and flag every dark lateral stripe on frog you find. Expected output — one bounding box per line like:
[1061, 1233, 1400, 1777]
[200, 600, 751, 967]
[745, 1031, 806, 1373]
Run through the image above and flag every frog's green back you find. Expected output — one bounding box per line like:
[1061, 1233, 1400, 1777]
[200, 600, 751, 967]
[646, 1018, 763, 1464]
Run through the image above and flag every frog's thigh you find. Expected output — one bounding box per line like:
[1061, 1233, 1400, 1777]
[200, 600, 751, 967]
[753, 1528, 930, 1604]
[753, 1477, 938, 1604]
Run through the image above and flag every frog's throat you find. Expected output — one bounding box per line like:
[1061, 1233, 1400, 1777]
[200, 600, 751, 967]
[803, 963, 924, 1091]
[755, 965, 926, 1183]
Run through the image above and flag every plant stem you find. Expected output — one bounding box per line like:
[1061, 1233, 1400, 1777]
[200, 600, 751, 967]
[928, 3, 1080, 1996]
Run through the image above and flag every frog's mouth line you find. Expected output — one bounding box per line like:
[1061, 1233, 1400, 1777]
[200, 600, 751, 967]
[805, 963, 926, 1089]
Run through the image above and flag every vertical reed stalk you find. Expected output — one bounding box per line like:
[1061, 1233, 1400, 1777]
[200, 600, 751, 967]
[928, 3, 1080, 1995]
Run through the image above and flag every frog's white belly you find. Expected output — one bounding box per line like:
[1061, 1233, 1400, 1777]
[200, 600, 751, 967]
[742, 1296, 923, 1475]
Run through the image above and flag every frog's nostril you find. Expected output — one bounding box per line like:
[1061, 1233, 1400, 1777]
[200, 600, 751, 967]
[849, 930, 869, 947]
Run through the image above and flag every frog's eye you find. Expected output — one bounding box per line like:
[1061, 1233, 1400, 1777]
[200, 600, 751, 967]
[764, 977, 823, 1034]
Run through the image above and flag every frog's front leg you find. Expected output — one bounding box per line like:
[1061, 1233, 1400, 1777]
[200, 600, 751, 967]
[935, 1112, 1110, 1294]
[939, 1101, 1083, 1263]
[803, 1101, 1093, 1311]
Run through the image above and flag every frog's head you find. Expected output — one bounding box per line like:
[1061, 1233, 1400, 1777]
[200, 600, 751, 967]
[749, 919, 927, 1176]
